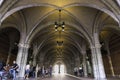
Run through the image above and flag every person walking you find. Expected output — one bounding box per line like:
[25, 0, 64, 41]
[49, 65, 52, 77]
[24, 63, 30, 79]
[41, 66, 45, 78]
[9, 61, 19, 80]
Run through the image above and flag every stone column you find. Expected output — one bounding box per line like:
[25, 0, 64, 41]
[6, 47, 12, 64]
[107, 55, 115, 76]
[106, 44, 115, 76]
[16, 43, 29, 78]
[96, 44, 106, 79]
[90, 46, 98, 79]
[75, 57, 80, 67]
[35, 64, 38, 78]
[86, 58, 92, 76]
[39, 57, 44, 67]
[74, 57, 80, 76]
[33, 55, 36, 66]
[82, 51, 88, 77]
[16, 43, 25, 67]
[90, 33, 106, 80]
[71, 62, 74, 74]
[32, 44, 38, 66]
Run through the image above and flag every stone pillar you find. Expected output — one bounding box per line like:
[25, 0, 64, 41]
[90, 33, 106, 80]
[91, 46, 99, 79]
[71, 62, 74, 74]
[16, 43, 25, 67]
[35, 64, 38, 78]
[86, 58, 92, 76]
[16, 43, 29, 78]
[106, 44, 115, 76]
[32, 44, 38, 66]
[6, 47, 12, 64]
[33, 55, 36, 66]
[75, 57, 80, 67]
[95, 45, 106, 79]
[82, 51, 88, 77]
[59, 64, 60, 74]
[39, 57, 44, 67]
[107, 55, 115, 76]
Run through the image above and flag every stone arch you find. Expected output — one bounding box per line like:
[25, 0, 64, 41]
[63, 3, 119, 23]
[1, 2, 117, 47]
[25, 21, 91, 46]
[1, 2, 119, 23]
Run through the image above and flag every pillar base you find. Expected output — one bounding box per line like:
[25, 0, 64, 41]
[17, 77, 24, 80]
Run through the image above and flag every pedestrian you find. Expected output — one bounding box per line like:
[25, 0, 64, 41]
[41, 66, 45, 78]
[24, 63, 30, 79]
[10, 60, 19, 80]
[49, 65, 52, 77]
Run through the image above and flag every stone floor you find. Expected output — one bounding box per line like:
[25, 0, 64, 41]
[17, 74, 120, 80]
[24, 74, 83, 80]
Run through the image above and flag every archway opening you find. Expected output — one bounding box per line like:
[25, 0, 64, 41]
[53, 63, 66, 75]
[0, 27, 20, 65]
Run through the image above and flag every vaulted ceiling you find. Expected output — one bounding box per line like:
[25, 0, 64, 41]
[0, 0, 120, 65]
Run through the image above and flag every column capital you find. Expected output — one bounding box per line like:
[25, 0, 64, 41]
[18, 43, 30, 48]
[95, 43, 101, 48]
[90, 43, 101, 49]
[90, 46, 95, 49]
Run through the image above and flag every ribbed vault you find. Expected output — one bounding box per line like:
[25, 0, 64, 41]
[0, 0, 119, 76]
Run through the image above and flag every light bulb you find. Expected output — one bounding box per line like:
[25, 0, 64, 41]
[55, 29, 57, 31]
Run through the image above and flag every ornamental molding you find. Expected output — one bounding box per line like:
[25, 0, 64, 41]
[18, 43, 30, 48]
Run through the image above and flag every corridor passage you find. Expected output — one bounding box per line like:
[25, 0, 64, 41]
[23, 74, 120, 80]
[38, 74, 81, 80]
[1, 0, 120, 80]
[27, 74, 93, 80]
[29, 75, 81, 80]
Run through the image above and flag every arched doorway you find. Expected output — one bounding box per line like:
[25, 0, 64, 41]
[53, 62, 66, 74]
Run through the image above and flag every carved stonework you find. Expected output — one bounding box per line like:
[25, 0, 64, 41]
[18, 43, 30, 48]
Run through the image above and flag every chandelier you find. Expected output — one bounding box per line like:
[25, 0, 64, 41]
[54, 9, 65, 31]
[57, 41, 63, 46]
